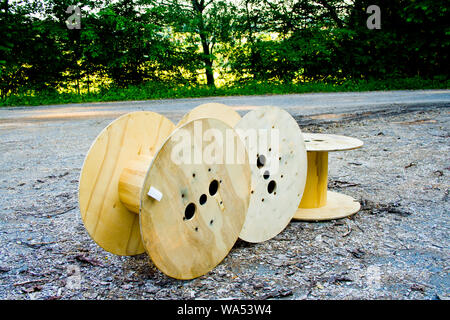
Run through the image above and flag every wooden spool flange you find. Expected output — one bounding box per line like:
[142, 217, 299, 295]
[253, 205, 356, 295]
[78, 111, 175, 256]
[178, 102, 241, 128]
[293, 133, 364, 221]
[140, 118, 250, 279]
[179, 104, 308, 243]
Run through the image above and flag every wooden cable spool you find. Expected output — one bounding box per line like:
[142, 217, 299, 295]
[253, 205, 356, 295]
[78, 111, 174, 256]
[293, 133, 363, 221]
[79, 111, 251, 279]
[179, 104, 308, 243]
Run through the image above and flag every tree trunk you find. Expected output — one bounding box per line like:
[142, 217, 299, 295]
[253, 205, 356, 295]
[200, 37, 215, 86]
[192, 0, 215, 87]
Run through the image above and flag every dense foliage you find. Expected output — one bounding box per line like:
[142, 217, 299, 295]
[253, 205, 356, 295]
[0, 0, 448, 104]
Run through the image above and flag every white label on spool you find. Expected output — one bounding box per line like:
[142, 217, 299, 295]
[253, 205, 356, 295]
[147, 186, 163, 201]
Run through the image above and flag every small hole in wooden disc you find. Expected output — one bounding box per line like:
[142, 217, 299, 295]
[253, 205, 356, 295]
[199, 194, 207, 205]
[267, 180, 277, 194]
[209, 180, 219, 196]
[184, 203, 196, 220]
[257, 155, 266, 169]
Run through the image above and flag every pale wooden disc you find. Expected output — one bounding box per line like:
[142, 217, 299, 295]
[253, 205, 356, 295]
[235, 106, 308, 243]
[177, 103, 241, 128]
[293, 191, 360, 221]
[140, 118, 251, 279]
[79, 112, 175, 256]
[303, 133, 363, 152]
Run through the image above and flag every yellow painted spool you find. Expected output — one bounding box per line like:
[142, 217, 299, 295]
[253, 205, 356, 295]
[294, 133, 363, 221]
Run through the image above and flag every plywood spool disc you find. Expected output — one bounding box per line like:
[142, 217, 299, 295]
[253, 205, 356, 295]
[177, 103, 241, 128]
[78, 112, 175, 256]
[294, 191, 360, 221]
[235, 106, 308, 243]
[303, 133, 363, 152]
[140, 118, 251, 279]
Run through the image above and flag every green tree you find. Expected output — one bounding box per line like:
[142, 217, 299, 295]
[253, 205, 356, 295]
[154, 0, 238, 87]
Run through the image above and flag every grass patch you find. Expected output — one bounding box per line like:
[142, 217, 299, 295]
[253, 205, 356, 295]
[1, 77, 448, 107]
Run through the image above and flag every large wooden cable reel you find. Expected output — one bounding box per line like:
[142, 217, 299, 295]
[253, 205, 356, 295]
[179, 104, 308, 242]
[140, 118, 250, 279]
[79, 111, 251, 279]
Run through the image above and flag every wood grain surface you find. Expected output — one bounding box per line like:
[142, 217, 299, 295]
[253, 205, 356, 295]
[140, 118, 251, 279]
[303, 133, 363, 152]
[235, 106, 307, 243]
[78, 111, 175, 256]
[177, 103, 241, 128]
[294, 191, 360, 221]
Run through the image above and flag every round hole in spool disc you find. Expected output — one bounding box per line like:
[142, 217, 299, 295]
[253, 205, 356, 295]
[184, 203, 196, 220]
[263, 171, 270, 180]
[140, 118, 250, 280]
[78, 111, 175, 256]
[199, 194, 207, 205]
[267, 180, 276, 194]
[257, 155, 266, 168]
[209, 180, 219, 196]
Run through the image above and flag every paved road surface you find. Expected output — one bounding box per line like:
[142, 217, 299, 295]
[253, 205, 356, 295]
[1, 90, 449, 124]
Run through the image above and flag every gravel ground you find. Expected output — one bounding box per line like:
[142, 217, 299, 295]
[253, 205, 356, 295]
[0, 103, 448, 300]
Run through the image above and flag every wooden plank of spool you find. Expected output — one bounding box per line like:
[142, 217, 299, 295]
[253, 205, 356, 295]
[140, 118, 251, 279]
[296, 191, 360, 221]
[235, 106, 308, 243]
[177, 103, 241, 128]
[294, 133, 363, 221]
[78, 111, 175, 256]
